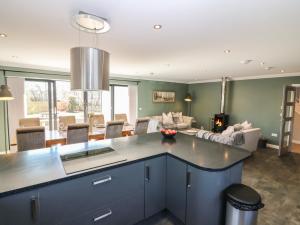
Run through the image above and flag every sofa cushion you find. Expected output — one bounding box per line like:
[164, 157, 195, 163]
[233, 123, 243, 131]
[162, 112, 174, 125]
[222, 126, 235, 136]
[176, 123, 189, 130]
[172, 112, 184, 124]
[163, 124, 177, 129]
[241, 121, 253, 130]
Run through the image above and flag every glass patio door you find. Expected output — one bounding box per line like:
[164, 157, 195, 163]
[112, 85, 129, 120]
[25, 79, 56, 130]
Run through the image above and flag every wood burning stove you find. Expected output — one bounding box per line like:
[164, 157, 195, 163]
[213, 77, 230, 133]
[213, 113, 229, 133]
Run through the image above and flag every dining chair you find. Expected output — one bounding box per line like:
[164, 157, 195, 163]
[89, 114, 105, 131]
[16, 126, 45, 151]
[105, 121, 124, 139]
[66, 123, 89, 144]
[114, 114, 129, 125]
[59, 116, 76, 131]
[19, 118, 40, 127]
[134, 118, 150, 135]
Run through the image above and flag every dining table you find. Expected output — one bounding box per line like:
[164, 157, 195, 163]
[11, 125, 135, 148]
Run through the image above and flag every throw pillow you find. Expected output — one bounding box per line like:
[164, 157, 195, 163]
[172, 112, 184, 124]
[233, 123, 243, 131]
[162, 112, 174, 125]
[241, 121, 252, 130]
[222, 126, 235, 136]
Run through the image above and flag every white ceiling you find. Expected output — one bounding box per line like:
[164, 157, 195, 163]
[0, 0, 300, 83]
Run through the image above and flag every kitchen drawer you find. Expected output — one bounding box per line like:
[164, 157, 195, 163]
[57, 190, 144, 225]
[39, 162, 144, 225]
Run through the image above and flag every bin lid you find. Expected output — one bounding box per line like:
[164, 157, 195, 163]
[225, 184, 264, 211]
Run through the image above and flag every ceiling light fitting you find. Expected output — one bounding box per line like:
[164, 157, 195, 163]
[264, 67, 273, 71]
[224, 49, 231, 54]
[153, 24, 162, 30]
[0, 33, 7, 38]
[240, 60, 253, 65]
[73, 11, 110, 33]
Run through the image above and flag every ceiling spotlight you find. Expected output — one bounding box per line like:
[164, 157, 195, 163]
[153, 24, 162, 30]
[240, 60, 253, 65]
[150, 72, 155, 76]
[224, 49, 231, 54]
[281, 69, 285, 73]
[0, 33, 7, 38]
[11, 56, 18, 59]
[264, 67, 273, 70]
[73, 11, 110, 33]
[260, 62, 265, 66]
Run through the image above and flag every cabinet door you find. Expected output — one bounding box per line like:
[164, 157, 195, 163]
[166, 156, 187, 223]
[186, 165, 230, 225]
[145, 156, 166, 218]
[39, 162, 144, 225]
[0, 190, 40, 225]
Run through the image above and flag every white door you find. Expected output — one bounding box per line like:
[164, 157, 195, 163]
[279, 85, 297, 156]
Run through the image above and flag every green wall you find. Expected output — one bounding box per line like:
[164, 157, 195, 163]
[189, 76, 300, 145]
[138, 80, 188, 117]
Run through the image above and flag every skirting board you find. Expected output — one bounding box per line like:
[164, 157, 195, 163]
[266, 143, 279, 150]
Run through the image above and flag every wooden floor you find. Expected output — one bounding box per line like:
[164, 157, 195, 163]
[291, 143, 300, 154]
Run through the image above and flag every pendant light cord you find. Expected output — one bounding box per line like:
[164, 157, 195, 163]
[94, 30, 98, 48]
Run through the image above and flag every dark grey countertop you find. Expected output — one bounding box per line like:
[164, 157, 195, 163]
[0, 133, 251, 197]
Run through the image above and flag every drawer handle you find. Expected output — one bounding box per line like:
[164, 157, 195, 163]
[30, 196, 39, 222]
[93, 209, 112, 222]
[187, 171, 192, 188]
[145, 165, 150, 181]
[93, 176, 112, 186]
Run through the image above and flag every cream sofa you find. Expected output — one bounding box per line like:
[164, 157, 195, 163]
[147, 114, 193, 133]
[235, 128, 261, 152]
[196, 127, 261, 153]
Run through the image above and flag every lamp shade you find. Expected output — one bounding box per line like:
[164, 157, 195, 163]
[184, 93, 192, 102]
[70, 47, 110, 91]
[0, 85, 14, 101]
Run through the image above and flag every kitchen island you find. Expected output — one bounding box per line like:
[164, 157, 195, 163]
[0, 133, 251, 225]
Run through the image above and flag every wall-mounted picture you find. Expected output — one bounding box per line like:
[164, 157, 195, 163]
[153, 91, 176, 103]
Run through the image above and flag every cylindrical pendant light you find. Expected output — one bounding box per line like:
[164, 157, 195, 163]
[0, 85, 14, 101]
[70, 47, 110, 91]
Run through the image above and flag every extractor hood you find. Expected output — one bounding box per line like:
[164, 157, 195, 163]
[70, 11, 110, 91]
[70, 47, 110, 91]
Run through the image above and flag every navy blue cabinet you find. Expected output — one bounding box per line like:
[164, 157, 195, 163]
[186, 163, 243, 225]
[0, 190, 39, 225]
[145, 156, 166, 218]
[166, 156, 187, 223]
[39, 162, 145, 225]
[0, 156, 243, 225]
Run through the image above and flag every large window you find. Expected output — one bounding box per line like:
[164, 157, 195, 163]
[113, 85, 129, 117]
[25, 80, 52, 129]
[56, 81, 84, 124]
[24, 80, 131, 130]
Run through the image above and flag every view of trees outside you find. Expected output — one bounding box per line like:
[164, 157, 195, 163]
[55, 81, 84, 124]
[25, 81, 50, 127]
